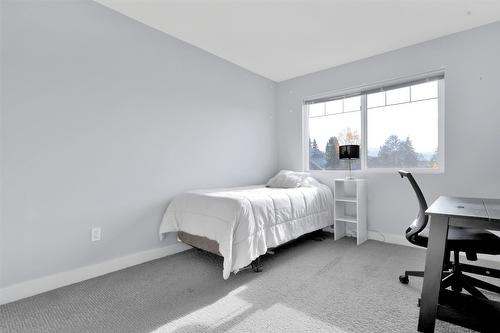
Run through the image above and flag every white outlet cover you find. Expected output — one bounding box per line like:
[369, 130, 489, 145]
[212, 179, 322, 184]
[91, 227, 101, 242]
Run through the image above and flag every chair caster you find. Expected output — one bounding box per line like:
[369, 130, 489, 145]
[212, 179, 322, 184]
[399, 275, 409, 284]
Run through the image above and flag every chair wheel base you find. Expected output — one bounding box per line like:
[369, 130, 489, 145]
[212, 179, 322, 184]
[451, 283, 462, 293]
[399, 275, 409, 284]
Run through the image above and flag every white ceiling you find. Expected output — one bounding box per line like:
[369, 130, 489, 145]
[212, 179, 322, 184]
[95, 0, 500, 82]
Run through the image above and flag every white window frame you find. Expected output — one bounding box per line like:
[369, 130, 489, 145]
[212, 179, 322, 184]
[302, 71, 445, 174]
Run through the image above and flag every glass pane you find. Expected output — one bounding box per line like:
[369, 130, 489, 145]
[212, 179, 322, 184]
[325, 99, 343, 115]
[367, 91, 385, 108]
[309, 111, 361, 170]
[367, 99, 439, 168]
[343, 95, 361, 112]
[308, 103, 325, 117]
[386, 86, 410, 105]
[411, 81, 438, 101]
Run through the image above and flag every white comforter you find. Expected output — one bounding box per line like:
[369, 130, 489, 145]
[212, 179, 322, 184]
[159, 184, 334, 279]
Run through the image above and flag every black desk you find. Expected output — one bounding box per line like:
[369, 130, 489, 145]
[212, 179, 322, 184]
[419, 196, 500, 332]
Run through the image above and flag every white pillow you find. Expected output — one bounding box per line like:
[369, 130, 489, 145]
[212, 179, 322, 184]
[301, 176, 322, 187]
[266, 170, 310, 188]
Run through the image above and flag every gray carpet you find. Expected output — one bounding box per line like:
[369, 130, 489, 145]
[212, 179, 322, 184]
[1, 235, 497, 333]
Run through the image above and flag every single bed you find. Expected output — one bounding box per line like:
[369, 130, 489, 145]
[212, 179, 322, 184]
[159, 183, 334, 279]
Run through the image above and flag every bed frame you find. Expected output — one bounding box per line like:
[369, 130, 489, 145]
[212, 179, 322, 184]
[178, 231, 222, 256]
[178, 231, 263, 272]
[178, 229, 326, 274]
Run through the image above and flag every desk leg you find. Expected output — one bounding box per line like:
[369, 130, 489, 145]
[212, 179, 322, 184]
[418, 215, 449, 332]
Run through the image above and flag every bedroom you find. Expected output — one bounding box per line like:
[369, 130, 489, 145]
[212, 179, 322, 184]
[1, 0, 500, 332]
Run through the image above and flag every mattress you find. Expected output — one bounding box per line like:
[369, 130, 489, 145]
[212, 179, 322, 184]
[159, 184, 334, 279]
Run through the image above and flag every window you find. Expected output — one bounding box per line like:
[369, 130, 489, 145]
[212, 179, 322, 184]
[307, 96, 361, 170]
[304, 74, 444, 172]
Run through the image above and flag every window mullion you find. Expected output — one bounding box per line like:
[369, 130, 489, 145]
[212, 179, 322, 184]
[361, 94, 368, 171]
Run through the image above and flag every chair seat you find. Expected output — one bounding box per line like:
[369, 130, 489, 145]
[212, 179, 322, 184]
[412, 227, 500, 255]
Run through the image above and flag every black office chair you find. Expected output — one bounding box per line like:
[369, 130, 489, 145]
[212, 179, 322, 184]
[398, 170, 500, 299]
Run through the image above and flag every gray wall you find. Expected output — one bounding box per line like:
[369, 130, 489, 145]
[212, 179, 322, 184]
[0, 0, 276, 287]
[276, 22, 500, 237]
[2, 0, 500, 289]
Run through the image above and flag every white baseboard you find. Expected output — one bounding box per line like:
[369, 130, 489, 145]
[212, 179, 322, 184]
[2, 230, 499, 306]
[0, 242, 191, 306]
[367, 230, 500, 264]
[368, 230, 418, 248]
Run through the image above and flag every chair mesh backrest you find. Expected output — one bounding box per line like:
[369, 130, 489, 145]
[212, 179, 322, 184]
[398, 170, 429, 242]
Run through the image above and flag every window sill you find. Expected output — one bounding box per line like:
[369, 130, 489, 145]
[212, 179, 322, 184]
[308, 168, 444, 175]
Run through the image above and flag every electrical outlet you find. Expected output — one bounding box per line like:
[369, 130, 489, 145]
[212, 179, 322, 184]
[91, 227, 101, 242]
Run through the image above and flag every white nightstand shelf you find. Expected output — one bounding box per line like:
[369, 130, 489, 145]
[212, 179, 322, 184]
[335, 197, 357, 203]
[334, 179, 367, 245]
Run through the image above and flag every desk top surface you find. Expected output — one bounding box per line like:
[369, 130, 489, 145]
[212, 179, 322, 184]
[426, 196, 500, 221]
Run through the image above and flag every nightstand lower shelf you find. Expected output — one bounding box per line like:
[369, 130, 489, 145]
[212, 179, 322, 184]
[335, 216, 357, 224]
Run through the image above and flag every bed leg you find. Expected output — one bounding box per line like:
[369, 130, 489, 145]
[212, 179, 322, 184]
[251, 257, 263, 273]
